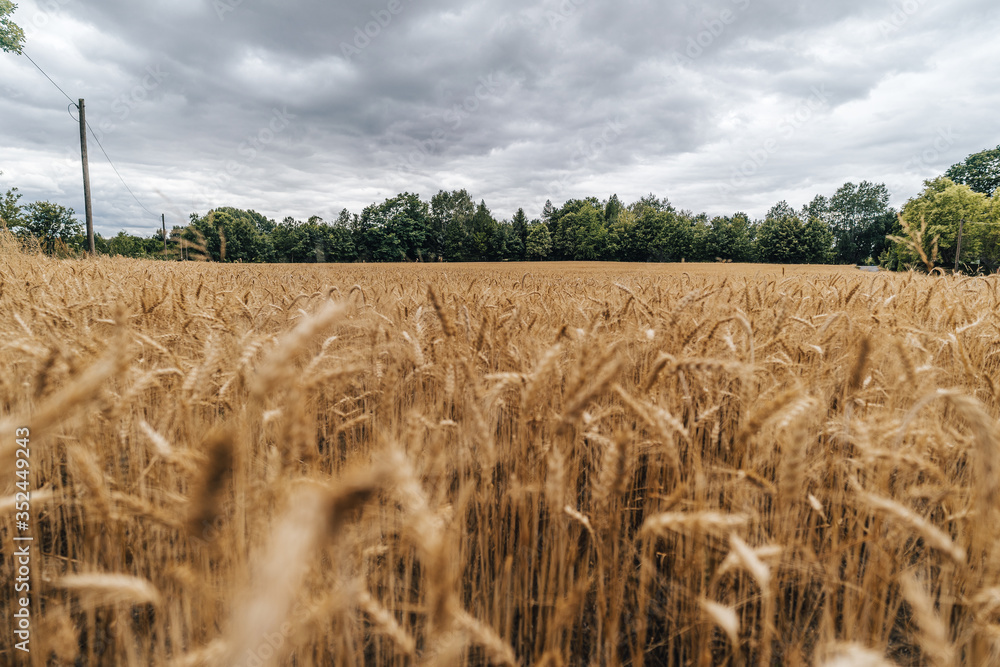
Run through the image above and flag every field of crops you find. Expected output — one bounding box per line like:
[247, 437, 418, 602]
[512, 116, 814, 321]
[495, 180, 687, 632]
[3, 231, 1000, 666]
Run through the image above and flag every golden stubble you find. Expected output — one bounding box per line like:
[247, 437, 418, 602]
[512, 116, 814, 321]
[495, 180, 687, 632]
[1, 241, 997, 666]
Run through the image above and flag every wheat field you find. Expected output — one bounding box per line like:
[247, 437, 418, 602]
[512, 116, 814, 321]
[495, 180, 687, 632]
[3, 231, 1000, 666]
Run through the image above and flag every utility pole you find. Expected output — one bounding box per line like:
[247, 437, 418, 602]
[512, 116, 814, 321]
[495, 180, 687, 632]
[162, 213, 167, 254]
[954, 217, 965, 273]
[78, 98, 95, 255]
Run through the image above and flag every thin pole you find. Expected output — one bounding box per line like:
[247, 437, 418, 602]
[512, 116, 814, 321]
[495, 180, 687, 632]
[162, 213, 167, 254]
[78, 98, 95, 255]
[954, 217, 965, 273]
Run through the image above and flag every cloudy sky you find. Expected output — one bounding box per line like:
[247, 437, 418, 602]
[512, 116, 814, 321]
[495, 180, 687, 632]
[1, 0, 998, 237]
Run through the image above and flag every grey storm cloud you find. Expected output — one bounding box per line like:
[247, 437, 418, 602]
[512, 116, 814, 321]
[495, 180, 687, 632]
[1, 0, 998, 237]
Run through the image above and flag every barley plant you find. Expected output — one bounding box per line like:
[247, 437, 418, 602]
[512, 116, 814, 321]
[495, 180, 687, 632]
[3, 228, 1000, 666]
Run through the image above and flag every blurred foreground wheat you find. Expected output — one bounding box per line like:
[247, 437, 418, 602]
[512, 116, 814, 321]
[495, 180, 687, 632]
[3, 230, 1000, 666]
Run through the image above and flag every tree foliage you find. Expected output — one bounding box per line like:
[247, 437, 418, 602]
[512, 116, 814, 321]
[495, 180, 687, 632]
[1, 183, 25, 229]
[756, 201, 832, 264]
[525, 222, 552, 260]
[9, 141, 1000, 271]
[0, 0, 25, 55]
[825, 181, 895, 264]
[431, 189, 475, 261]
[272, 215, 354, 263]
[16, 201, 82, 253]
[945, 146, 1000, 197]
[357, 193, 432, 262]
[896, 177, 995, 269]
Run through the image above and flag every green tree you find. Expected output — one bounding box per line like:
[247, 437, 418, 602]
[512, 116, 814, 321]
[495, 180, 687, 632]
[143, 233, 167, 256]
[468, 200, 499, 261]
[622, 194, 680, 261]
[273, 217, 316, 263]
[18, 201, 82, 253]
[525, 222, 552, 260]
[272, 215, 355, 263]
[686, 211, 713, 262]
[706, 213, 754, 262]
[755, 201, 831, 263]
[802, 216, 835, 264]
[430, 189, 474, 260]
[979, 194, 1000, 270]
[489, 219, 512, 261]
[897, 177, 991, 269]
[510, 208, 529, 260]
[801, 194, 829, 222]
[632, 209, 664, 261]
[327, 211, 357, 262]
[442, 217, 467, 262]
[214, 207, 277, 237]
[541, 199, 556, 224]
[886, 215, 939, 272]
[630, 193, 673, 216]
[755, 215, 801, 263]
[660, 211, 694, 261]
[945, 146, 1000, 196]
[604, 194, 624, 223]
[206, 207, 276, 261]
[606, 207, 639, 261]
[548, 199, 588, 259]
[0, 1, 25, 54]
[558, 201, 607, 260]
[1, 184, 25, 229]
[106, 231, 149, 257]
[824, 181, 895, 264]
[188, 209, 273, 262]
[358, 193, 431, 262]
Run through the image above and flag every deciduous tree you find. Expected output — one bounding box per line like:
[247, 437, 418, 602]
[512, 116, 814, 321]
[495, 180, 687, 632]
[898, 177, 991, 268]
[0, 1, 25, 54]
[1, 183, 25, 229]
[525, 222, 552, 260]
[19, 201, 82, 254]
[945, 146, 1000, 196]
[825, 181, 895, 264]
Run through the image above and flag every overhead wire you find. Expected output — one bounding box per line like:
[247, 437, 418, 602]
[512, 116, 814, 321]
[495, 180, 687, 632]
[20, 49, 162, 223]
[21, 49, 76, 105]
[84, 120, 159, 218]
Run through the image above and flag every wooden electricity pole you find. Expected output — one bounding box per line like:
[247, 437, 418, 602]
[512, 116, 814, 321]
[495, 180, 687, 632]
[954, 217, 965, 273]
[78, 98, 95, 255]
[162, 213, 167, 254]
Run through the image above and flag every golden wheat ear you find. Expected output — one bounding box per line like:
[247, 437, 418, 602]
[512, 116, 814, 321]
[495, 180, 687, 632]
[185, 427, 234, 541]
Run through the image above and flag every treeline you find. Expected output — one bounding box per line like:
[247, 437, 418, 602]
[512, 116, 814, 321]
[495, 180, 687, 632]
[0, 186, 894, 265]
[174, 191, 858, 265]
[1, 145, 998, 268]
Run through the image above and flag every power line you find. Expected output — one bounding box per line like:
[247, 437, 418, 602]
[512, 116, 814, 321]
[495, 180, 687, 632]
[20, 50, 160, 222]
[85, 119, 159, 218]
[20, 50, 76, 106]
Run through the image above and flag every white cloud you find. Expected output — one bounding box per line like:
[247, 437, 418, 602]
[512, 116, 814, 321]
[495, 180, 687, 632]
[0, 0, 997, 237]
